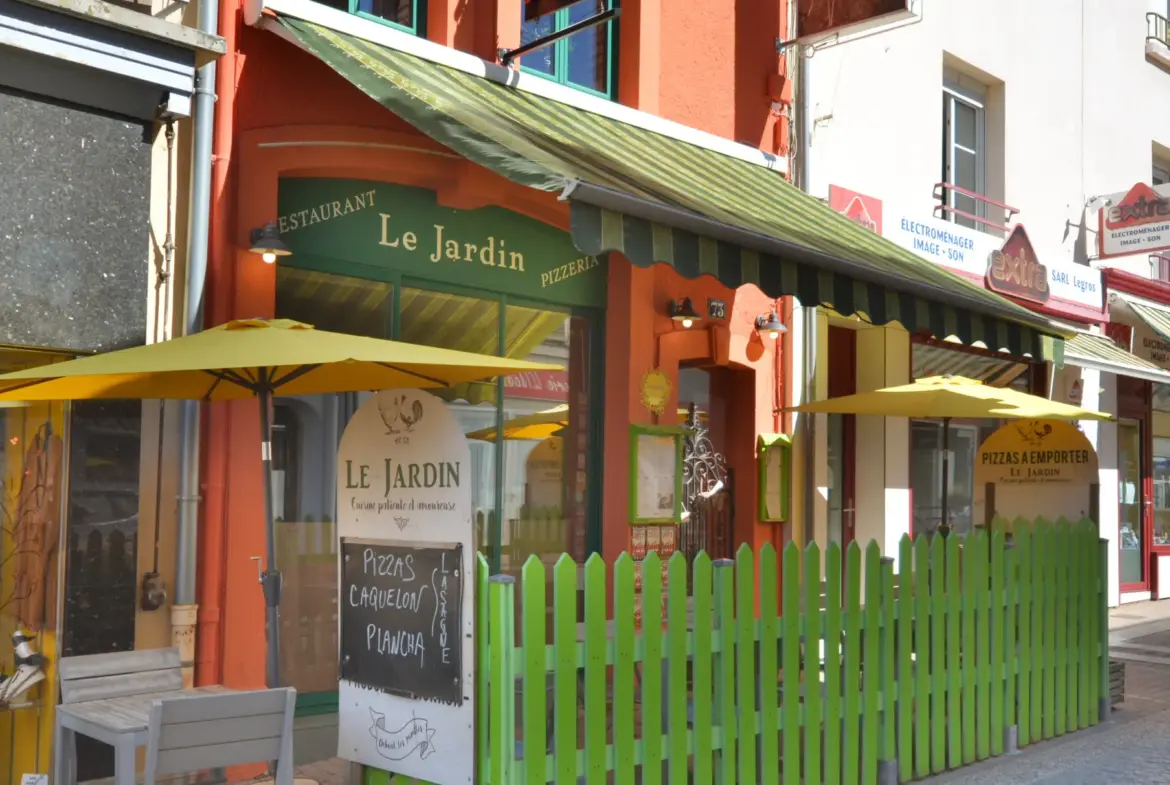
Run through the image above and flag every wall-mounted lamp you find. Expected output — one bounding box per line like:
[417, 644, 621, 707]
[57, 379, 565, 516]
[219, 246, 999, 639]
[669, 298, 701, 328]
[755, 311, 786, 340]
[249, 221, 291, 264]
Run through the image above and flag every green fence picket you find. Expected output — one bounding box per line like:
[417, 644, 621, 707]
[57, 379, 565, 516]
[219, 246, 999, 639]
[692, 554, 714, 785]
[1041, 523, 1057, 741]
[1015, 526, 1031, 747]
[614, 555, 637, 785]
[862, 544, 882, 785]
[945, 534, 962, 769]
[1003, 535, 1018, 746]
[1029, 524, 1045, 743]
[522, 558, 548, 785]
[843, 543, 863, 785]
[1096, 537, 1108, 724]
[990, 530, 1005, 757]
[667, 553, 690, 785]
[880, 556, 896, 772]
[1054, 522, 1069, 738]
[913, 536, 930, 779]
[961, 534, 977, 765]
[824, 542, 844, 785]
[736, 546, 758, 785]
[928, 534, 946, 774]
[806, 544, 825, 785]
[714, 559, 737, 785]
[896, 537, 913, 784]
[553, 556, 578, 784]
[1076, 524, 1091, 730]
[972, 530, 990, 761]
[584, 556, 607, 784]
[477, 554, 490, 785]
[760, 545, 780, 785]
[782, 543, 802, 785]
[642, 551, 665, 784]
[489, 575, 516, 785]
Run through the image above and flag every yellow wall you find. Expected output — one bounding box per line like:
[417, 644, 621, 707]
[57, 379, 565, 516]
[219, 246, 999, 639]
[0, 401, 66, 784]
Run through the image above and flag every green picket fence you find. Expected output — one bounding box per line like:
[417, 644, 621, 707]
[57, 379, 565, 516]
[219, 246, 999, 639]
[371, 516, 1107, 785]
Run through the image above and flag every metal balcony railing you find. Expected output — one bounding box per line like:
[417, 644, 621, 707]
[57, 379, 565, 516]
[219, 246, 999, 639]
[1148, 12, 1169, 47]
[932, 182, 1020, 233]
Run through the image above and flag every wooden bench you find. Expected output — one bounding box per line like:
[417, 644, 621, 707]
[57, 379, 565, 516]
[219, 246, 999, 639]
[54, 648, 236, 785]
[145, 688, 296, 785]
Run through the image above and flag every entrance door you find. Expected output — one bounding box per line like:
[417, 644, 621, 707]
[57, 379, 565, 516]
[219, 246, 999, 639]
[826, 327, 856, 547]
[678, 366, 732, 561]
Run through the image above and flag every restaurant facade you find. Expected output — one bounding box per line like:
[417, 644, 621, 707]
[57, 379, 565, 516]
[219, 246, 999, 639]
[197, 0, 1069, 772]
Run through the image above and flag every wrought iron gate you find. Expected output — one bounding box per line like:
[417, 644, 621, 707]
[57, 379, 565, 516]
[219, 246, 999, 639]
[680, 404, 732, 562]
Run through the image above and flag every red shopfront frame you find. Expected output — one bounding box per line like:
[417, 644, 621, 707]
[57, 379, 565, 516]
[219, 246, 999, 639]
[1117, 374, 1153, 593]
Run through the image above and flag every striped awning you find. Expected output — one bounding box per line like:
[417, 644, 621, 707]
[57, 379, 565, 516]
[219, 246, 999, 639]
[1064, 331, 1170, 384]
[1130, 301, 1170, 345]
[269, 14, 1068, 361]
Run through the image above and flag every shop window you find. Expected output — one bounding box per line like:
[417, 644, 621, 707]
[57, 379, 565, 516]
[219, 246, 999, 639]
[311, 0, 423, 35]
[941, 74, 986, 231]
[520, 0, 616, 99]
[1119, 419, 1145, 584]
[909, 340, 1034, 536]
[1153, 382, 1170, 547]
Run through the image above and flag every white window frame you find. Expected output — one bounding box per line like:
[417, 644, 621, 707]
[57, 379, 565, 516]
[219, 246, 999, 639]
[1154, 162, 1170, 186]
[942, 76, 987, 230]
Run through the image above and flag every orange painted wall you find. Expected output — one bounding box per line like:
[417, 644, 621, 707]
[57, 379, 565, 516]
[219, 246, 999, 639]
[200, 0, 795, 690]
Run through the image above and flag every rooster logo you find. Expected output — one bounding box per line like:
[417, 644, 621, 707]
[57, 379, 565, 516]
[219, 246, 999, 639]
[378, 394, 424, 434]
[1014, 420, 1052, 447]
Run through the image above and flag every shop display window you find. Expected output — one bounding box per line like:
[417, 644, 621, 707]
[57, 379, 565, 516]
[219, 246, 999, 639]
[1152, 383, 1170, 548]
[909, 340, 1034, 537]
[272, 266, 597, 706]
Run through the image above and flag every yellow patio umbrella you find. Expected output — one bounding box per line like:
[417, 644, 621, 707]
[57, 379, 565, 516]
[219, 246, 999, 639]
[0, 318, 560, 687]
[784, 375, 1112, 533]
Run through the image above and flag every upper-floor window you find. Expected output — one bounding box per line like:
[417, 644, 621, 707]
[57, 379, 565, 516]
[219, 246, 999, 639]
[1155, 162, 1170, 186]
[520, 0, 615, 99]
[941, 77, 986, 231]
[315, 0, 423, 36]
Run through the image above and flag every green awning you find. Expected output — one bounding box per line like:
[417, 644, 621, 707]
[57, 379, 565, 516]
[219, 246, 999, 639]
[1130, 302, 1170, 344]
[1064, 331, 1170, 384]
[271, 15, 1067, 360]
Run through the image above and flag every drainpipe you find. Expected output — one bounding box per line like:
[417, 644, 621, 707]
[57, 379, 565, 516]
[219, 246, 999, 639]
[792, 35, 817, 548]
[173, 0, 218, 689]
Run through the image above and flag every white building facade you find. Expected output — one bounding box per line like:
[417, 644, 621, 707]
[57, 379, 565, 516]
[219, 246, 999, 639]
[792, 0, 1170, 606]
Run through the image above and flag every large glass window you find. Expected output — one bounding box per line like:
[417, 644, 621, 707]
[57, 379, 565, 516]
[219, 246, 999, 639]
[1153, 383, 1170, 547]
[909, 341, 1033, 536]
[310, 0, 423, 35]
[272, 265, 600, 700]
[520, 0, 615, 98]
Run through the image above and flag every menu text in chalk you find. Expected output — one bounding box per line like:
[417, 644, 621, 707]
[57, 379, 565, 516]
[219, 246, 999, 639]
[340, 538, 464, 706]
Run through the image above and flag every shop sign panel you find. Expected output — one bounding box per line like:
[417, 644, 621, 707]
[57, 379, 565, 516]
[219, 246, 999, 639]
[875, 199, 1103, 315]
[1099, 182, 1170, 258]
[973, 419, 1099, 526]
[336, 389, 474, 785]
[828, 184, 882, 233]
[986, 225, 1049, 305]
[278, 178, 607, 310]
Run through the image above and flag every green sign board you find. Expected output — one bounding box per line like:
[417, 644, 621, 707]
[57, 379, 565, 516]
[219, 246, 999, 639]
[276, 178, 606, 309]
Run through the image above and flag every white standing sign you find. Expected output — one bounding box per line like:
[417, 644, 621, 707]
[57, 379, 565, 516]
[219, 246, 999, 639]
[336, 389, 474, 785]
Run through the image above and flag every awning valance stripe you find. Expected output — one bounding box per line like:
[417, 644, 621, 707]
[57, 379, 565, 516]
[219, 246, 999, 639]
[572, 203, 1054, 359]
[271, 15, 1067, 361]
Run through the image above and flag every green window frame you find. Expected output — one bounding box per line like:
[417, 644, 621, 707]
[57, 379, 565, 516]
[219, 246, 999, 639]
[342, 0, 425, 37]
[276, 267, 606, 717]
[519, 0, 617, 100]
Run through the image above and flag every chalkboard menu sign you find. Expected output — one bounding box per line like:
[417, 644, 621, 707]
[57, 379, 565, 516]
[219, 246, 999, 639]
[340, 537, 464, 706]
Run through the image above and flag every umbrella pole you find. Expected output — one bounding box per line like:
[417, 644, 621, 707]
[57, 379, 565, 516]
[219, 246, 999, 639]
[258, 386, 282, 690]
[940, 417, 951, 536]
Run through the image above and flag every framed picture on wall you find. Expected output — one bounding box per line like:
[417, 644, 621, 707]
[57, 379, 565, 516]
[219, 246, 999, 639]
[629, 425, 686, 524]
